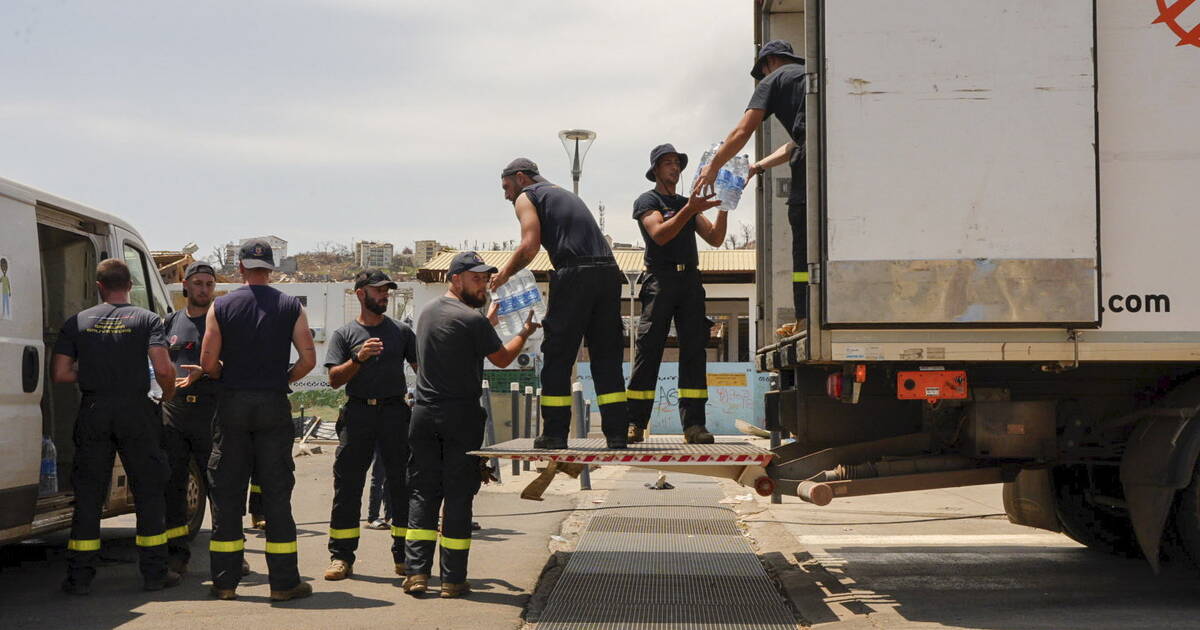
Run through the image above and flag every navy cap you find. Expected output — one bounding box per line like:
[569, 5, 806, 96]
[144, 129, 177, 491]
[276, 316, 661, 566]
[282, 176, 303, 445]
[238, 238, 276, 270]
[184, 261, 216, 280]
[501, 158, 548, 183]
[448, 251, 498, 278]
[354, 269, 397, 290]
[752, 39, 805, 80]
[646, 143, 689, 182]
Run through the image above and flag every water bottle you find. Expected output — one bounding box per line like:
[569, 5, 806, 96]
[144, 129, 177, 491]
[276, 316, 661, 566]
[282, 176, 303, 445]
[690, 143, 749, 211]
[490, 269, 546, 338]
[39, 437, 58, 496]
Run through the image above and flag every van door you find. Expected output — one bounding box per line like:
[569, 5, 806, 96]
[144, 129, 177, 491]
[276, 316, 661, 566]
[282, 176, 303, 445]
[820, 0, 1099, 327]
[0, 194, 44, 542]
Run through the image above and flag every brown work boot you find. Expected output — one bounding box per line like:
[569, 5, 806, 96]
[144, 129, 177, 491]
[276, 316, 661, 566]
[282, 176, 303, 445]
[270, 581, 313, 602]
[323, 559, 352, 581]
[402, 574, 429, 595]
[394, 562, 406, 577]
[440, 581, 471, 599]
[627, 425, 645, 443]
[167, 555, 188, 575]
[241, 559, 251, 576]
[143, 570, 182, 591]
[250, 514, 266, 530]
[209, 586, 237, 600]
[683, 425, 716, 444]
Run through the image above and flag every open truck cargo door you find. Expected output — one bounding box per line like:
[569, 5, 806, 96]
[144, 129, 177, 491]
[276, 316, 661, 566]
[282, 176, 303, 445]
[820, 0, 1099, 327]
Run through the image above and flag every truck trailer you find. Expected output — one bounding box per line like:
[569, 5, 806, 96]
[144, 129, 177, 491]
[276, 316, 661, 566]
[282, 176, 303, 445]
[754, 0, 1200, 570]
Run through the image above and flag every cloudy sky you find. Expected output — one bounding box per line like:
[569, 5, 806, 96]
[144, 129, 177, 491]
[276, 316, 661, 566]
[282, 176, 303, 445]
[0, 1, 757, 259]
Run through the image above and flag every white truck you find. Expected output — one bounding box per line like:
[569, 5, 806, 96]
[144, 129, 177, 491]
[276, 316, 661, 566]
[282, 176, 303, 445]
[754, 0, 1200, 570]
[0, 177, 206, 546]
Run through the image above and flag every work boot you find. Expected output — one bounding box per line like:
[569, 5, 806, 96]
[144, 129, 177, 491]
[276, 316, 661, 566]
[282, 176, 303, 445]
[250, 515, 267, 530]
[143, 570, 182, 591]
[323, 559, 352, 581]
[270, 581, 313, 602]
[394, 562, 406, 577]
[402, 574, 430, 595]
[440, 581, 471, 599]
[241, 559, 251, 576]
[626, 425, 645, 444]
[210, 586, 238, 600]
[60, 577, 91, 596]
[606, 437, 627, 449]
[683, 425, 715, 445]
[533, 435, 567, 450]
[167, 555, 188, 575]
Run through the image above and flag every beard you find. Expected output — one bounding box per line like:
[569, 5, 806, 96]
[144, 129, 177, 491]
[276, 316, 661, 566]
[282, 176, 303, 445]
[187, 295, 213, 309]
[364, 295, 388, 315]
[461, 289, 487, 309]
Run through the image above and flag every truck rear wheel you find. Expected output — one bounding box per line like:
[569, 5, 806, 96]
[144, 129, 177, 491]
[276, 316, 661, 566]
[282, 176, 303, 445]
[185, 459, 207, 541]
[1052, 464, 1141, 557]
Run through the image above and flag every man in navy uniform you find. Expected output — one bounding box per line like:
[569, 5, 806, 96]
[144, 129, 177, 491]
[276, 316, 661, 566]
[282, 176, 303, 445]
[322, 269, 418, 582]
[53, 258, 178, 594]
[404, 252, 538, 598]
[626, 144, 725, 444]
[200, 239, 316, 602]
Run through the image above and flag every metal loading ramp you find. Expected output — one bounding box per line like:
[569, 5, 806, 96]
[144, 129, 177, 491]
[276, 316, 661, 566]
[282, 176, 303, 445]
[534, 469, 797, 629]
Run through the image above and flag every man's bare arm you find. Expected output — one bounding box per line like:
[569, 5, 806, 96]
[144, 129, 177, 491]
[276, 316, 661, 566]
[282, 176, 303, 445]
[695, 210, 729, 248]
[491, 194, 541, 290]
[200, 307, 223, 379]
[696, 108, 767, 194]
[487, 313, 540, 368]
[289, 309, 317, 383]
[51, 354, 77, 384]
[150, 345, 176, 401]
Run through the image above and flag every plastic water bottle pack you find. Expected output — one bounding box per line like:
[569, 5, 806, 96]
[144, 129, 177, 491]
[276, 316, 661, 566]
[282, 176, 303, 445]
[690, 142, 750, 212]
[490, 268, 546, 338]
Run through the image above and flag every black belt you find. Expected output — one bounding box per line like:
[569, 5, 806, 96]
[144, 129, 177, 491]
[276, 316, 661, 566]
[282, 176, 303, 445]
[349, 395, 407, 407]
[556, 255, 617, 269]
[174, 392, 216, 404]
[648, 263, 698, 273]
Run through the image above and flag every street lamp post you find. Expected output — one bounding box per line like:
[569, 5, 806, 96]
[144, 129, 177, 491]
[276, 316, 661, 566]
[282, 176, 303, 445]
[558, 129, 597, 196]
[624, 271, 642, 366]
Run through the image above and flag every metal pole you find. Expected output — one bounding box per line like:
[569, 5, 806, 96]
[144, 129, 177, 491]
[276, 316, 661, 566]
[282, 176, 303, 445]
[572, 138, 581, 195]
[480, 380, 500, 484]
[770, 428, 782, 504]
[572, 382, 591, 490]
[522, 386, 534, 471]
[534, 387, 542, 437]
[510, 382, 521, 477]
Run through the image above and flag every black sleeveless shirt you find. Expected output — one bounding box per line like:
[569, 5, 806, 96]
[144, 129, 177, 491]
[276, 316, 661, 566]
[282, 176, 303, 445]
[214, 285, 302, 392]
[521, 182, 612, 269]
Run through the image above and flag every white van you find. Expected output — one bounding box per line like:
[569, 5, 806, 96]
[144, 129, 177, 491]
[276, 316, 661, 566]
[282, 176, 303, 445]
[0, 176, 205, 546]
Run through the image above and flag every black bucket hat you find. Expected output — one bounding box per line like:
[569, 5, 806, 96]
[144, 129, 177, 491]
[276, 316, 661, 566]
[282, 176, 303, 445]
[752, 39, 805, 80]
[646, 143, 689, 182]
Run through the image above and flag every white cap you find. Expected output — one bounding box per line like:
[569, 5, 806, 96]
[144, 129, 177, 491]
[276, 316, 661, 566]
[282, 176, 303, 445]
[510, 382, 520, 391]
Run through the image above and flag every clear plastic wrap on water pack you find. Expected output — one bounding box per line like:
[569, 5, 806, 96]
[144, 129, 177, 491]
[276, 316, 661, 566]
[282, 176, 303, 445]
[490, 268, 546, 338]
[691, 143, 750, 211]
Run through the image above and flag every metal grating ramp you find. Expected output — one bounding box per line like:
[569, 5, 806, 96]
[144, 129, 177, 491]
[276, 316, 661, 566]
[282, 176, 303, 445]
[536, 470, 796, 629]
[472, 438, 773, 467]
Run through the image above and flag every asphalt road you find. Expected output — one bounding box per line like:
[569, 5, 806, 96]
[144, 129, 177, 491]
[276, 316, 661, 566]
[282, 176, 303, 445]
[0, 448, 579, 630]
[743, 483, 1200, 630]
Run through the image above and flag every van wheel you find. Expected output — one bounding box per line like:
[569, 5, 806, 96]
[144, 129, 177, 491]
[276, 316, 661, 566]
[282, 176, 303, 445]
[185, 459, 207, 541]
[1172, 458, 1200, 568]
[1052, 464, 1141, 557]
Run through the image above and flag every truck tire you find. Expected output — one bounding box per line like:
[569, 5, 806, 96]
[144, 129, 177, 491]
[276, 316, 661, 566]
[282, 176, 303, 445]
[1172, 458, 1200, 568]
[1052, 464, 1141, 557]
[184, 458, 207, 542]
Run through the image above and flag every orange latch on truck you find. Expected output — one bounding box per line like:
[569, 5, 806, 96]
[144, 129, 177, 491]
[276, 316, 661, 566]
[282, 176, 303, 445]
[897, 369, 968, 403]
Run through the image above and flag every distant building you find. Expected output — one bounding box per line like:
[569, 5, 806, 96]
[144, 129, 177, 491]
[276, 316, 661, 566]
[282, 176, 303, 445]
[224, 235, 288, 267]
[355, 241, 395, 269]
[413, 240, 444, 266]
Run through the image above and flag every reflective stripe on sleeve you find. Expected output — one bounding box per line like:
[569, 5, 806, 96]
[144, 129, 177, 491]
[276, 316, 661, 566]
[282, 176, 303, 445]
[329, 527, 360, 539]
[678, 388, 709, 399]
[440, 536, 471, 551]
[67, 539, 101, 552]
[541, 395, 573, 407]
[265, 541, 298, 554]
[406, 528, 438, 542]
[165, 525, 190, 540]
[209, 539, 245, 553]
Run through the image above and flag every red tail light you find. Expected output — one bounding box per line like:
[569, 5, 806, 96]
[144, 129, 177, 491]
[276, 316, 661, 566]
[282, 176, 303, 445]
[826, 372, 844, 399]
